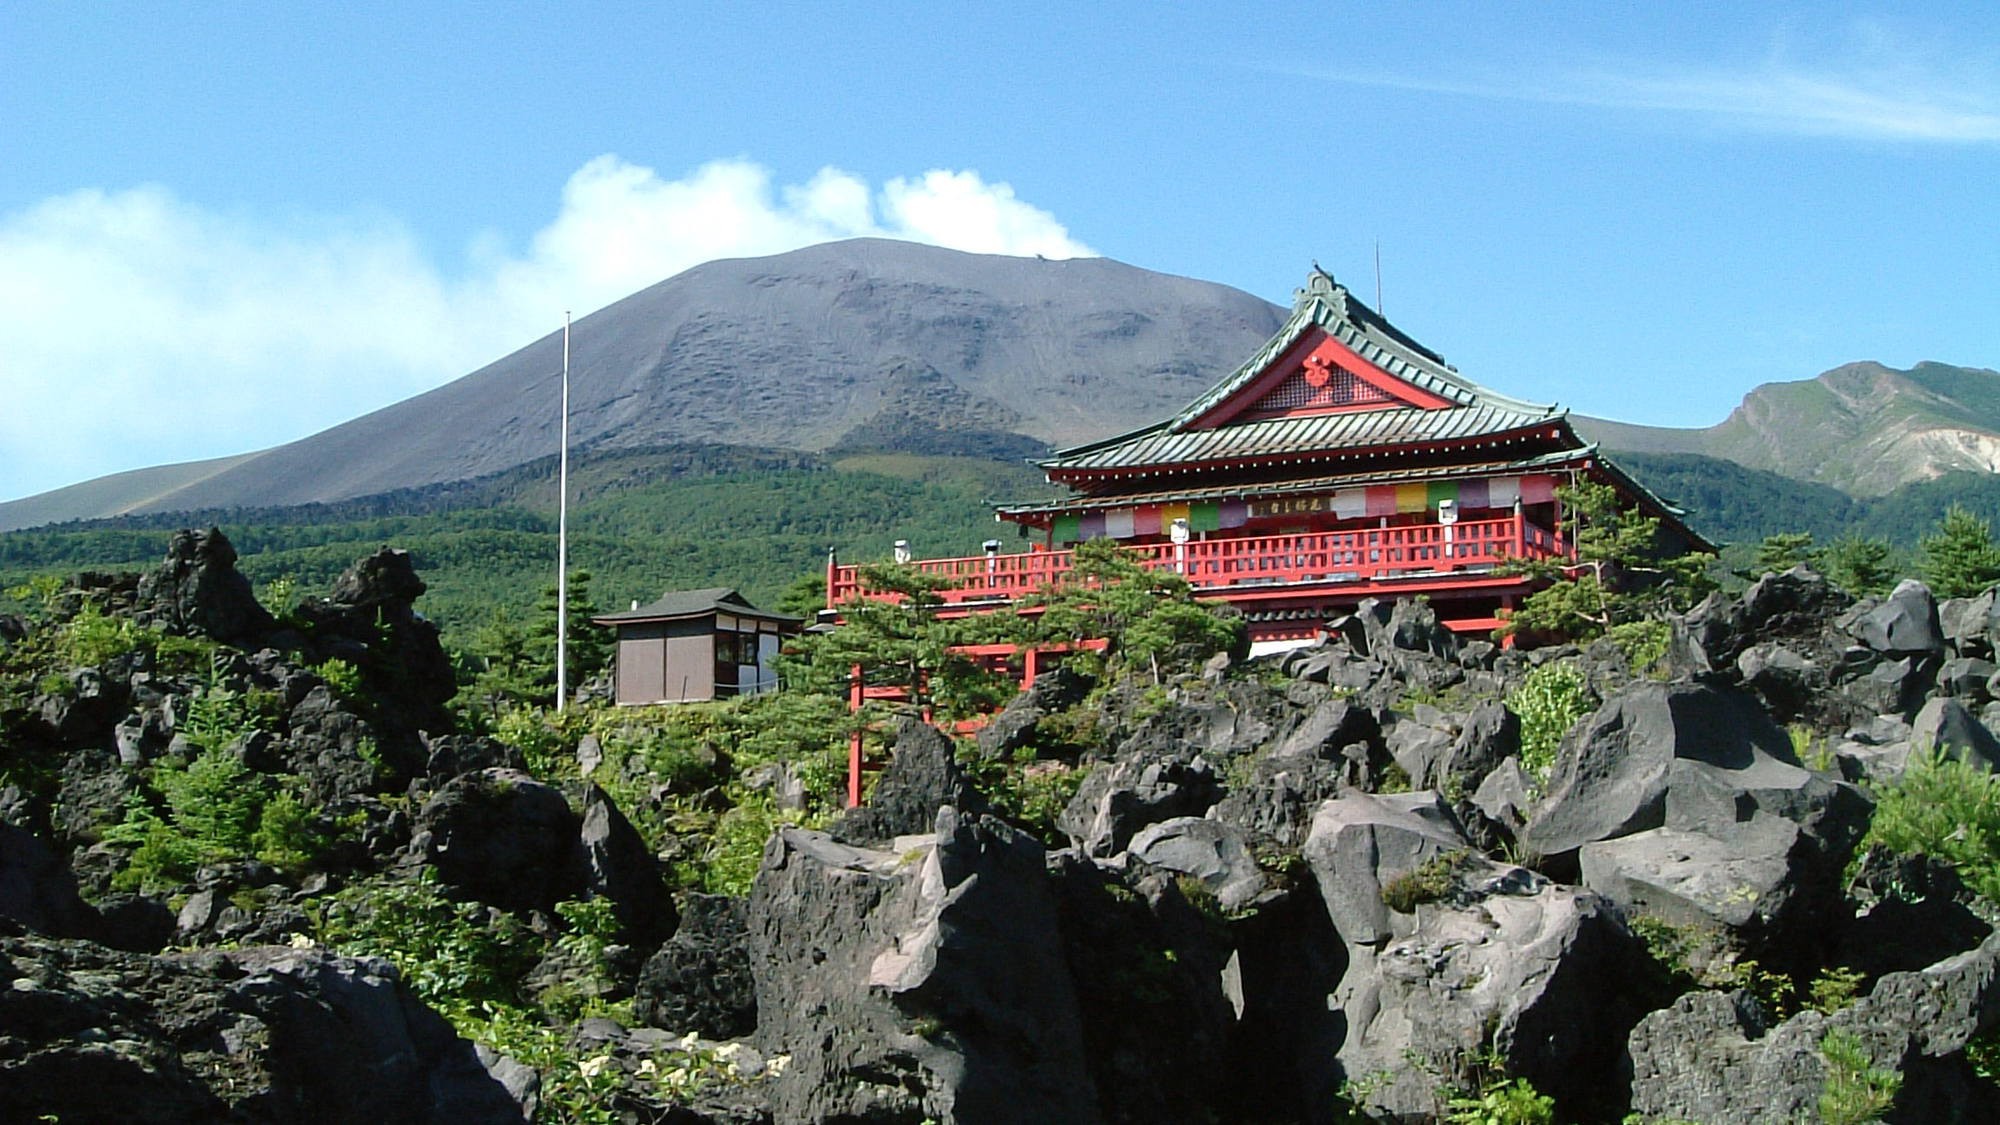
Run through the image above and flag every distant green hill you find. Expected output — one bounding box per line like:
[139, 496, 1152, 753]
[1615, 451, 2000, 549]
[0, 445, 1057, 652]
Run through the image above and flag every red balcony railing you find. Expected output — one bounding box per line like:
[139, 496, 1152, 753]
[828, 514, 1565, 608]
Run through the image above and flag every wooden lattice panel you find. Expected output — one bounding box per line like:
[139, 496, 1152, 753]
[1253, 354, 1400, 413]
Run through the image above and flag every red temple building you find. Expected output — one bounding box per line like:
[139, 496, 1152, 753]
[828, 267, 1705, 652]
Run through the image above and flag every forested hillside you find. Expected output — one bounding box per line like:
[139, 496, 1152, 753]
[0, 447, 1057, 650]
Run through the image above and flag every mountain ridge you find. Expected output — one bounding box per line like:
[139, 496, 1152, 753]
[1577, 359, 2000, 496]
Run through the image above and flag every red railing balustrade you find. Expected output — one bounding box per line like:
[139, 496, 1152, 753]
[828, 514, 1565, 608]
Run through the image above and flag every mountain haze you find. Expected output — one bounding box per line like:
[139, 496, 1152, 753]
[0, 240, 1283, 528]
[1578, 360, 2000, 496]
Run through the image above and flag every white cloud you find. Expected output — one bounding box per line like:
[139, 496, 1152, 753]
[1292, 29, 2000, 143]
[0, 158, 1094, 502]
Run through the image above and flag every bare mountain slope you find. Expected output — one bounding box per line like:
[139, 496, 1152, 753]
[1577, 360, 2000, 497]
[21, 239, 1283, 523]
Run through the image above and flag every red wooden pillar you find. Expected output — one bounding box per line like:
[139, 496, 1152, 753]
[847, 663, 864, 808]
[1022, 646, 1040, 690]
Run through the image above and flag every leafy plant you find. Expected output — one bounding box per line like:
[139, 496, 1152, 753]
[1505, 661, 1594, 780]
[317, 869, 542, 1009]
[1381, 849, 1472, 913]
[1445, 1076, 1555, 1125]
[1857, 747, 2000, 902]
[1817, 1028, 1900, 1125]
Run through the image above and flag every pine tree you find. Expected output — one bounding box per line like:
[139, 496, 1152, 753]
[1817, 536, 1899, 598]
[1501, 481, 1714, 643]
[1917, 507, 2000, 599]
[1751, 532, 1816, 576]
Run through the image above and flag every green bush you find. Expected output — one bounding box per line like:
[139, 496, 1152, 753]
[1858, 748, 2000, 902]
[1445, 1076, 1555, 1125]
[1505, 661, 1594, 780]
[317, 869, 542, 1009]
[1817, 1028, 1900, 1125]
[1381, 850, 1471, 914]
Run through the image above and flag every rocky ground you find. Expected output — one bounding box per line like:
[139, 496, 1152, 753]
[3, 531, 2000, 1122]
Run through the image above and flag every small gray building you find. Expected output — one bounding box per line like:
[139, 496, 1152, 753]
[591, 588, 801, 706]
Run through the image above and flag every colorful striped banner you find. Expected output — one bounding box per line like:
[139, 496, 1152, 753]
[1052, 514, 1080, 542]
[1104, 508, 1136, 538]
[1395, 483, 1429, 513]
[1133, 506, 1162, 536]
[1219, 500, 1248, 528]
[1188, 501, 1222, 532]
[1520, 474, 1557, 504]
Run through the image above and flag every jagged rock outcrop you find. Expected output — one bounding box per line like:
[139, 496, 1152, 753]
[133, 527, 276, 644]
[749, 812, 1100, 1125]
[834, 717, 988, 845]
[414, 768, 584, 914]
[1305, 792, 1651, 1120]
[633, 894, 756, 1040]
[1627, 932, 2000, 1124]
[0, 933, 531, 1124]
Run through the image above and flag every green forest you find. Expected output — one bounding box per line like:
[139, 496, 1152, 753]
[5, 442, 1999, 659]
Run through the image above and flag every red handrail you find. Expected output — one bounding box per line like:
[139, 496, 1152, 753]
[828, 514, 1565, 608]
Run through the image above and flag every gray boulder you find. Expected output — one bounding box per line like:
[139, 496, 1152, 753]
[633, 894, 755, 1039]
[749, 813, 1101, 1125]
[575, 784, 676, 948]
[974, 664, 1093, 759]
[413, 768, 583, 913]
[1580, 813, 1826, 956]
[1847, 578, 1946, 657]
[1303, 790, 1468, 948]
[1940, 589, 2000, 660]
[0, 935, 529, 1123]
[834, 717, 987, 844]
[1938, 656, 1999, 703]
[1126, 816, 1265, 912]
[1307, 803, 1650, 1123]
[1523, 683, 1861, 870]
[1910, 696, 2000, 772]
[1058, 750, 1220, 859]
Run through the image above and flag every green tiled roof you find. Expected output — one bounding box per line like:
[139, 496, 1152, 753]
[1039, 269, 1565, 474]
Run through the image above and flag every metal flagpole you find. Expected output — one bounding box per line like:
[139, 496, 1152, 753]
[556, 312, 571, 713]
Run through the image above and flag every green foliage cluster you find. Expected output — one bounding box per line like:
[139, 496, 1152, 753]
[317, 868, 543, 1010]
[106, 750, 345, 891]
[959, 750, 1091, 846]
[1444, 1076, 1555, 1125]
[1817, 1028, 1900, 1125]
[1008, 537, 1245, 682]
[1380, 849, 1472, 914]
[1505, 661, 1594, 780]
[1856, 748, 2000, 902]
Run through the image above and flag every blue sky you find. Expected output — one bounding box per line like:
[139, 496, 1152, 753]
[4, 3, 1998, 503]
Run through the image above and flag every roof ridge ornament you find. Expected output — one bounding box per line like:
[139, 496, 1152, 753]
[1299, 264, 1345, 308]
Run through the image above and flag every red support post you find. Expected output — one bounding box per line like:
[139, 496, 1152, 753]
[847, 663, 864, 808]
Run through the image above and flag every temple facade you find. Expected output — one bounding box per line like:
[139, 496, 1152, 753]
[829, 268, 1703, 648]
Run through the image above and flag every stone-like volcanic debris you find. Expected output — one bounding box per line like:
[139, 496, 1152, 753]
[1910, 696, 2000, 772]
[414, 768, 583, 913]
[1523, 682, 1863, 870]
[1937, 656, 1999, 703]
[1627, 932, 2000, 1123]
[1847, 578, 1946, 658]
[575, 784, 676, 948]
[1580, 813, 1825, 956]
[1305, 794, 1649, 1122]
[1737, 641, 1821, 718]
[1303, 789, 1469, 948]
[1837, 848, 1995, 981]
[0, 822, 101, 938]
[1125, 815, 1265, 912]
[1058, 748, 1220, 859]
[974, 663, 1094, 759]
[833, 717, 987, 845]
[0, 935, 529, 1124]
[749, 812, 1100, 1125]
[1206, 752, 1345, 846]
[133, 527, 276, 645]
[633, 894, 755, 1039]
[1940, 589, 2000, 660]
